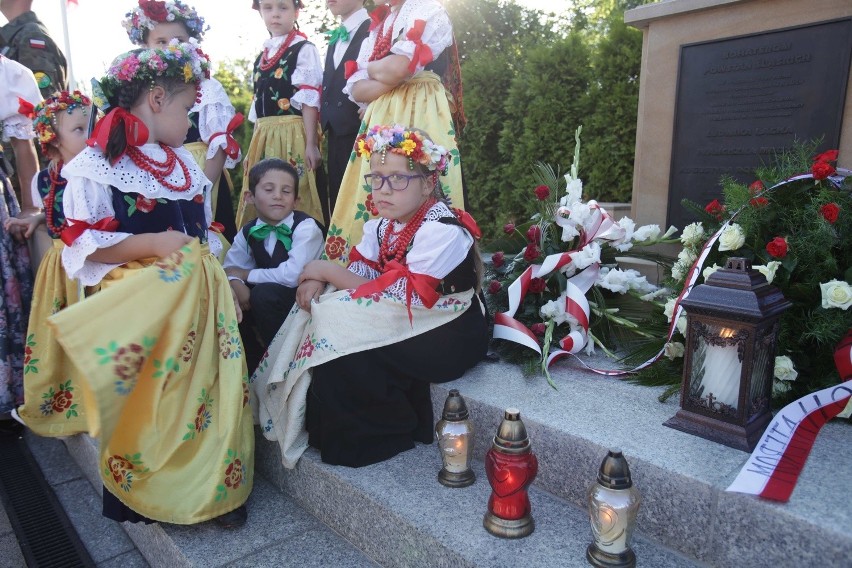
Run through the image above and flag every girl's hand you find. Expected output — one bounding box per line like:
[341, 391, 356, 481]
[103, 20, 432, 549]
[230, 279, 252, 313]
[298, 259, 330, 284]
[153, 231, 194, 258]
[4, 213, 44, 239]
[296, 279, 325, 313]
[230, 286, 243, 323]
[304, 144, 322, 172]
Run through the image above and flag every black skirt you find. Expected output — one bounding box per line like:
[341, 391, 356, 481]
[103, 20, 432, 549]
[306, 295, 488, 467]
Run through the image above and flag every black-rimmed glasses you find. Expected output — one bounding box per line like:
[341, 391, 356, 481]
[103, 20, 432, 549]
[364, 173, 425, 191]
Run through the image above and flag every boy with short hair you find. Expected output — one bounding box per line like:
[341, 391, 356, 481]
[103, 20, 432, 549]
[225, 158, 324, 359]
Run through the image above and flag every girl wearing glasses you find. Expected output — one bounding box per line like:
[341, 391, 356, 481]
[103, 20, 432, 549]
[254, 124, 487, 468]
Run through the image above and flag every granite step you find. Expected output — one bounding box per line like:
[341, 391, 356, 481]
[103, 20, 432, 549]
[53, 432, 378, 568]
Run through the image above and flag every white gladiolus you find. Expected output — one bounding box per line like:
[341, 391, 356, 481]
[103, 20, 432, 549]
[755, 261, 781, 284]
[572, 242, 601, 270]
[633, 224, 660, 242]
[774, 355, 798, 382]
[562, 175, 583, 206]
[820, 279, 852, 310]
[718, 223, 746, 252]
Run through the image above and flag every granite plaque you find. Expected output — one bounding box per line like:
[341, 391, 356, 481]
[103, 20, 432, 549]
[667, 18, 852, 229]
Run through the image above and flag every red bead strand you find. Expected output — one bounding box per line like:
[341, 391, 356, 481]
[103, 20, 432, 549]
[259, 29, 298, 72]
[368, 8, 400, 62]
[44, 161, 68, 235]
[377, 197, 436, 270]
[127, 144, 193, 192]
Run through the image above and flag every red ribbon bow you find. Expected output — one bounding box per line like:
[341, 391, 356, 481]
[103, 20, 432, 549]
[208, 112, 244, 160]
[88, 108, 149, 162]
[369, 5, 391, 32]
[352, 260, 440, 324]
[451, 208, 482, 239]
[344, 60, 359, 81]
[209, 221, 225, 234]
[61, 217, 120, 246]
[405, 19, 434, 74]
[17, 97, 36, 118]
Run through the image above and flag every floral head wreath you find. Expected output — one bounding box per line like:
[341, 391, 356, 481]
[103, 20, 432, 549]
[99, 42, 210, 106]
[25, 90, 92, 154]
[355, 124, 450, 174]
[123, 0, 208, 46]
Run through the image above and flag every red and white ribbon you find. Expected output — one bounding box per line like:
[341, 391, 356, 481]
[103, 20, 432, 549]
[726, 330, 852, 502]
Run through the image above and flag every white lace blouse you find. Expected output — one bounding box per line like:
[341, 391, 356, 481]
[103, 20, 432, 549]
[0, 55, 40, 141]
[191, 77, 242, 169]
[247, 36, 323, 123]
[344, 0, 454, 107]
[349, 202, 473, 305]
[60, 144, 220, 286]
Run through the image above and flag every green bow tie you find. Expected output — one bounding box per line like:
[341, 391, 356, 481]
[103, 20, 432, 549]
[326, 25, 350, 45]
[248, 222, 292, 251]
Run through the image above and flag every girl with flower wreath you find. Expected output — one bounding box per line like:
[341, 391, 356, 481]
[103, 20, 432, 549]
[123, 0, 242, 242]
[323, 0, 466, 266]
[46, 44, 253, 528]
[235, 0, 325, 228]
[6, 90, 92, 436]
[0, 54, 38, 430]
[254, 124, 487, 468]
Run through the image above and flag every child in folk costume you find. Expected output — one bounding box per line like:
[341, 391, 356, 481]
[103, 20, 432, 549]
[323, 0, 466, 266]
[224, 158, 324, 369]
[8, 91, 91, 436]
[236, 0, 324, 228]
[48, 44, 253, 527]
[123, 0, 242, 241]
[255, 124, 488, 468]
[0, 54, 38, 427]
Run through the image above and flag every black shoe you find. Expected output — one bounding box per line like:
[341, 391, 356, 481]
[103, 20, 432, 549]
[0, 418, 23, 436]
[215, 505, 247, 529]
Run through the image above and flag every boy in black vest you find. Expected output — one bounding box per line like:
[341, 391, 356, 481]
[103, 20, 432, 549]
[320, 0, 370, 218]
[225, 158, 324, 365]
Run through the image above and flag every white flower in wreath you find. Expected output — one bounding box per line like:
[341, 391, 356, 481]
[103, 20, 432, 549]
[572, 241, 601, 270]
[755, 261, 781, 284]
[676, 315, 687, 336]
[664, 341, 684, 360]
[718, 223, 746, 252]
[680, 222, 705, 247]
[773, 378, 792, 395]
[677, 247, 697, 265]
[663, 225, 678, 239]
[539, 296, 571, 325]
[612, 217, 636, 252]
[671, 261, 686, 282]
[633, 224, 660, 243]
[702, 263, 721, 282]
[640, 287, 670, 301]
[597, 267, 630, 293]
[663, 297, 677, 322]
[561, 174, 583, 206]
[774, 355, 798, 382]
[819, 279, 852, 310]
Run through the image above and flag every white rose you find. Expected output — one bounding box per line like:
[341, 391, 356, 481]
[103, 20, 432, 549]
[663, 297, 677, 322]
[754, 261, 781, 284]
[773, 378, 792, 396]
[677, 248, 697, 265]
[774, 356, 798, 382]
[671, 262, 685, 282]
[676, 315, 688, 336]
[702, 263, 721, 282]
[572, 242, 601, 270]
[680, 222, 705, 247]
[633, 224, 660, 242]
[718, 223, 746, 252]
[664, 341, 685, 360]
[820, 279, 852, 310]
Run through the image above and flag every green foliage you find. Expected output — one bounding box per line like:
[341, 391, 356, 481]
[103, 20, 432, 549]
[213, 59, 254, 200]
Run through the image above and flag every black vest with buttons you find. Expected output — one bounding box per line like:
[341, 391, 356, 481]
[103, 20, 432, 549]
[320, 19, 370, 135]
[242, 211, 317, 269]
[252, 41, 309, 119]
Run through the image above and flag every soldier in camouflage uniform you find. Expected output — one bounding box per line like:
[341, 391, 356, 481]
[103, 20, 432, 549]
[1, 0, 68, 99]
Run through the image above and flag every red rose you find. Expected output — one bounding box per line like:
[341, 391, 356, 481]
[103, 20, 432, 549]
[820, 203, 840, 224]
[813, 149, 838, 163]
[107, 455, 133, 484]
[523, 243, 540, 262]
[503, 223, 516, 235]
[704, 199, 725, 221]
[526, 225, 542, 243]
[487, 280, 502, 294]
[766, 237, 788, 259]
[140, 0, 169, 22]
[749, 197, 768, 208]
[193, 194, 204, 204]
[534, 184, 550, 201]
[325, 236, 347, 260]
[530, 323, 546, 337]
[812, 161, 836, 181]
[224, 459, 243, 489]
[491, 251, 505, 269]
[51, 390, 73, 412]
[748, 180, 765, 194]
[136, 195, 157, 213]
[528, 277, 547, 294]
[364, 194, 378, 216]
[113, 343, 145, 381]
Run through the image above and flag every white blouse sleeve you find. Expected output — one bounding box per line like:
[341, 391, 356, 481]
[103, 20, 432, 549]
[290, 41, 323, 111]
[193, 78, 242, 169]
[390, 0, 454, 73]
[60, 177, 132, 286]
[348, 218, 381, 278]
[406, 220, 472, 279]
[1, 57, 40, 141]
[30, 173, 43, 209]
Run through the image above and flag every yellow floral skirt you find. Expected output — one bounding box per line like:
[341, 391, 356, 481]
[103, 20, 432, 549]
[17, 239, 86, 436]
[48, 241, 254, 524]
[236, 115, 324, 227]
[323, 71, 464, 265]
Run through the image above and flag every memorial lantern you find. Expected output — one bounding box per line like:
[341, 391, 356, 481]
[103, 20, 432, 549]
[664, 258, 791, 451]
[587, 449, 641, 568]
[435, 389, 475, 488]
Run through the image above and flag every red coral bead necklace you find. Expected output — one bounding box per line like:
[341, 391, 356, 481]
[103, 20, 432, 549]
[44, 161, 68, 235]
[260, 29, 298, 72]
[377, 197, 436, 270]
[127, 143, 193, 192]
[369, 6, 401, 62]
